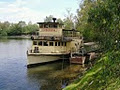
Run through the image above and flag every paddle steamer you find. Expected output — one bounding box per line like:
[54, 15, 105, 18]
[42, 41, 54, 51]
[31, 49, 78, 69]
[27, 18, 83, 66]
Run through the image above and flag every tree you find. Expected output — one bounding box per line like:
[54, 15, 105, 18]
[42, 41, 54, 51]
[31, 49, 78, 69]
[57, 18, 63, 24]
[25, 24, 39, 35]
[0, 21, 11, 36]
[75, 0, 96, 41]
[8, 23, 22, 35]
[44, 15, 54, 22]
[88, 0, 120, 51]
[63, 9, 75, 30]
[0, 21, 39, 36]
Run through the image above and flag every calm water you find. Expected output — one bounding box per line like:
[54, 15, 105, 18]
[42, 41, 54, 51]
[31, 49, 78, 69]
[0, 37, 87, 90]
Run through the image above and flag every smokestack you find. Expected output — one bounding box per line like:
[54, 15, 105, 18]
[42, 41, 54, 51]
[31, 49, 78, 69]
[53, 18, 56, 23]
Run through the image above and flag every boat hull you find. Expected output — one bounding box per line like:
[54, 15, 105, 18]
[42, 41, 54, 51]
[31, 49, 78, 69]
[70, 56, 86, 64]
[27, 53, 69, 67]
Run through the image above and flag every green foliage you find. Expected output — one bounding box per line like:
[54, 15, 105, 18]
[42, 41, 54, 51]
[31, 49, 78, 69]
[88, 0, 120, 51]
[44, 15, 54, 22]
[57, 18, 63, 24]
[0, 21, 10, 36]
[75, 0, 96, 41]
[0, 30, 8, 36]
[0, 21, 39, 36]
[8, 24, 22, 35]
[23, 24, 38, 34]
[75, 0, 120, 48]
[63, 9, 74, 30]
[44, 14, 74, 30]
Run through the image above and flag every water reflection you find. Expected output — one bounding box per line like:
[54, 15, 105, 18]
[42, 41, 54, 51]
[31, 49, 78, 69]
[27, 62, 87, 90]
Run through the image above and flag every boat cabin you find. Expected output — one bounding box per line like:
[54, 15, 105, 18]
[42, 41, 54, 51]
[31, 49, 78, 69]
[37, 21, 63, 37]
[29, 18, 83, 54]
[31, 40, 68, 53]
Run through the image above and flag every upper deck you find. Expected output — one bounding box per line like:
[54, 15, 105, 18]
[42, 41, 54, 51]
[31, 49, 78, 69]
[33, 18, 82, 40]
[37, 18, 64, 37]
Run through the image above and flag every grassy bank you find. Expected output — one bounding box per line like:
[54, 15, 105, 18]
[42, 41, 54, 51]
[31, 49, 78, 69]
[64, 51, 120, 90]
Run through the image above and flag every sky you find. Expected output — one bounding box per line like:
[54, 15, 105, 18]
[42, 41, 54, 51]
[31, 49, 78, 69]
[0, 0, 81, 23]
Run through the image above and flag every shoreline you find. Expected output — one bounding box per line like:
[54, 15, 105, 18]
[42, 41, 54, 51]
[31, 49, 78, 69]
[0, 35, 31, 39]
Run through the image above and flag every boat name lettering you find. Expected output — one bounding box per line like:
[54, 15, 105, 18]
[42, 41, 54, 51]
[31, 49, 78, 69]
[41, 29, 57, 32]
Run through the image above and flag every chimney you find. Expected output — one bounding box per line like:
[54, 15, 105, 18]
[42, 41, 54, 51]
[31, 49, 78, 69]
[53, 18, 56, 23]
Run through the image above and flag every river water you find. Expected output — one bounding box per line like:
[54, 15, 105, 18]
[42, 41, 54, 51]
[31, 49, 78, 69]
[0, 37, 88, 90]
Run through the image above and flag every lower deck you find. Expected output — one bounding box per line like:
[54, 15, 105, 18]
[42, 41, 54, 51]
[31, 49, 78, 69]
[28, 38, 83, 54]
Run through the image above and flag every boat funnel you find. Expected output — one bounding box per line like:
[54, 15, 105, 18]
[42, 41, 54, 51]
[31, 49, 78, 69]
[53, 18, 56, 23]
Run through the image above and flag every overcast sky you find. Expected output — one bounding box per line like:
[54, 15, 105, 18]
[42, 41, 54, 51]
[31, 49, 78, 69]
[0, 0, 81, 23]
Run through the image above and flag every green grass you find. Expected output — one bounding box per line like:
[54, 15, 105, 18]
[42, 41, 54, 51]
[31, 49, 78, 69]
[63, 51, 120, 90]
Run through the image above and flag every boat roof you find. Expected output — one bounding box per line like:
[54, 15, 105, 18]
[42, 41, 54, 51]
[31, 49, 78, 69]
[63, 29, 80, 32]
[33, 36, 72, 42]
[37, 22, 64, 25]
[34, 39, 72, 42]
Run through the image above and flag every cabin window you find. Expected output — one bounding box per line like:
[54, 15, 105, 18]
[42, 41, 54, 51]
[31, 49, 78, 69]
[36, 32, 39, 35]
[49, 24, 53, 28]
[49, 42, 53, 46]
[58, 42, 60, 46]
[33, 41, 37, 45]
[75, 43, 77, 46]
[40, 24, 43, 28]
[64, 42, 66, 46]
[43, 42, 48, 46]
[38, 41, 42, 46]
[44, 24, 49, 28]
[61, 42, 64, 46]
[54, 24, 57, 28]
[55, 42, 57, 46]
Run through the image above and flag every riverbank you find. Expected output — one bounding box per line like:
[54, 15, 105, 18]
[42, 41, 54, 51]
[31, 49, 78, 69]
[0, 35, 31, 39]
[64, 51, 120, 90]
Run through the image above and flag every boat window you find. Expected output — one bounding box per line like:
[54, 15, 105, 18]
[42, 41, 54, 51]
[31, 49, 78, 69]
[54, 24, 57, 28]
[43, 42, 48, 46]
[40, 24, 43, 28]
[33, 41, 37, 45]
[61, 42, 64, 46]
[64, 42, 66, 46]
[49, 24, 53, 28]
[36, 32, 39, 35]
[58, 42, 60, 46]
[38, 41, 42, 46]
[48, 24, 57, 28]
[49, 42, 53, 46]
[44, 24, 49, 28]
[55, 42, 57, 46]
[35, 47, 39, 50]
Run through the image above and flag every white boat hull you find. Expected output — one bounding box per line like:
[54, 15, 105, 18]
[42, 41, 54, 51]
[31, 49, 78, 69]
[27, 53, 69, 67]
